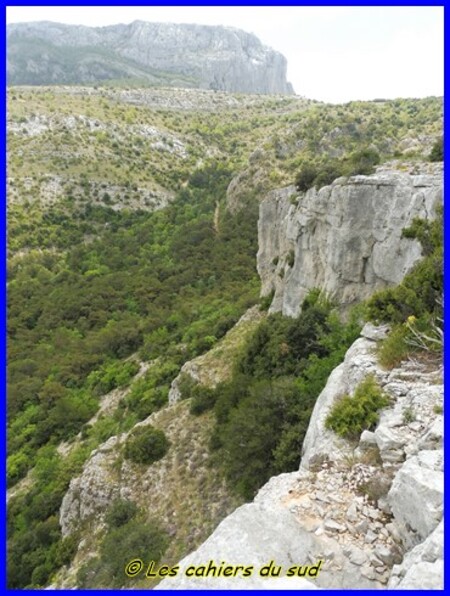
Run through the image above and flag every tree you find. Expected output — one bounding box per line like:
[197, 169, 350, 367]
[429, 137, 443, 162]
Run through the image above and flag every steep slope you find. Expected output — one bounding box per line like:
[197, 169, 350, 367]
[157, 324, 443, 589]
[7, 21, 294, 94]
[257, 163, 443, 316]
[49, 307, 263, 588]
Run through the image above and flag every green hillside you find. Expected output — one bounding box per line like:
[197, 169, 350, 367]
[6, 86, 442, 588]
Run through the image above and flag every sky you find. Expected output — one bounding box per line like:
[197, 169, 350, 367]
[6, 6, 444, 103]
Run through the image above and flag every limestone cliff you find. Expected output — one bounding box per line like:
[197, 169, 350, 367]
[157, 324, 443, 590]
[7, 21, 294, 94]
[257, 163, 443, 316]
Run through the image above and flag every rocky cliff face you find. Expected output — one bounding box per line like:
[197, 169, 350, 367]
[257, 163, 443, 316]
[7, 21, 294, 94]
[157, 324, 443, 590]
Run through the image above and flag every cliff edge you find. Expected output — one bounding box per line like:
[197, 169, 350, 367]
[257, 163, 442, 316]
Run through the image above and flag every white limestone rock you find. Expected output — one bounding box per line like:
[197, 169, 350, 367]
[375, 426, 405, 452]
[257, 165, 442, 317]
[387, 451, 443, 545]
[155, 503, 319, 590]
[8, 21, 294, 94]
[388, 521, 443, 589]
[418, 416, 443, 450]
[300, 337, 381, 470]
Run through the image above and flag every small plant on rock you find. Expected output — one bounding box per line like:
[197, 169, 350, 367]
[325, 375, 390, 441]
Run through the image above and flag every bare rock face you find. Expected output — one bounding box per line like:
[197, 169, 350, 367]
[257, 164, 443, 317]
[388, 521, 443, 589]
[387, 451, 443, 547]
[156, 501, 320, 590]
[7, 21, 294, 94]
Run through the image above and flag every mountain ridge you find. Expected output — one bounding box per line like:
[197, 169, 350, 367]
[7, 20, 294, 94]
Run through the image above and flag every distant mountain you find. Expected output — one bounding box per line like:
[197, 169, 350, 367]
[7, 20, 295, 94]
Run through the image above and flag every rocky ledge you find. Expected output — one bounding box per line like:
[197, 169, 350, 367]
[157, 324, 443, 590]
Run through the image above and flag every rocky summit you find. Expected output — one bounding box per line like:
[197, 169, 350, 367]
[7, 20, 294, 94]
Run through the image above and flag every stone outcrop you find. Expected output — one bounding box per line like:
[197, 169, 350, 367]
[168, 306, 264, 404]
[158, 326, 443, 589]
[388, 451, 443, 547]
[257, 163, 443, 316]
[388, 521, 443, 589]
[57, 400, 241, 587]
[7, 21, 294, 94]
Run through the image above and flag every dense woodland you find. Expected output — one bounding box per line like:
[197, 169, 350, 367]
[7, 87, 443, 588]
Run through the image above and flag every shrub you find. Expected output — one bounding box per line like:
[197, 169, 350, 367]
[99, 519, 169, 586]
[124, 425, 169, 465]
[344, 148, 380, 176]
[189, 385, 217, 415]
[295, 163, 318, 192]
[365, 285, 421, 324]
[105, 498, 138, 528]
[377, 325, 410, 368]
[429, 137, 443, 162]
[259, 289, 275, 311]
[87, 360, 140, 396]
[325, 375, 390, 440]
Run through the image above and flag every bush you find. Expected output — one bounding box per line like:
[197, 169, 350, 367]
[105, 498, 138, 528]
[344, 148, 380, 176]
[295, 162, 317, 192]
[96, 519, 169, 586]
[286, 250, 295, 268]
[189, 385, 217, 415]
[377, 325, 410, 368]
[429, 137, 443, 162]
[259, 289, 275, 311]
[87, 360, 140, 396]
[325, 375, 390, 440]
[124, 425, 169, 465]
[365, 284, 421, 324]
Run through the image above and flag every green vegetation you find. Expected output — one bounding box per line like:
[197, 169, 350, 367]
[77, 500, 169, 588]
[7, 160, 259, 588]
[7, 86, 442, 588]
[7, 445, 90, 587]
[295, 147, 380, 192]
[365, 210, 443, 367]
[105, 498, 138, 528]
[325, 375, 390, 440]
[124, 425, 170, 465]
[429, 136, 443, 162]
[87, 360, 140, 396]
[207, 291, 361, 499]
[189, 385, 217, 416]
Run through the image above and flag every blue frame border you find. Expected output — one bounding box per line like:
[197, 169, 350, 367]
[1, 2, 446, 594]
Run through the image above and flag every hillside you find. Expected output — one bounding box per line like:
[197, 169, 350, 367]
[7, 21, 294, 94]
[6, 85, 443, 588]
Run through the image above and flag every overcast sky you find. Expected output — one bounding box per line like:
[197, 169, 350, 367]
[7, 6, 443, 103]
